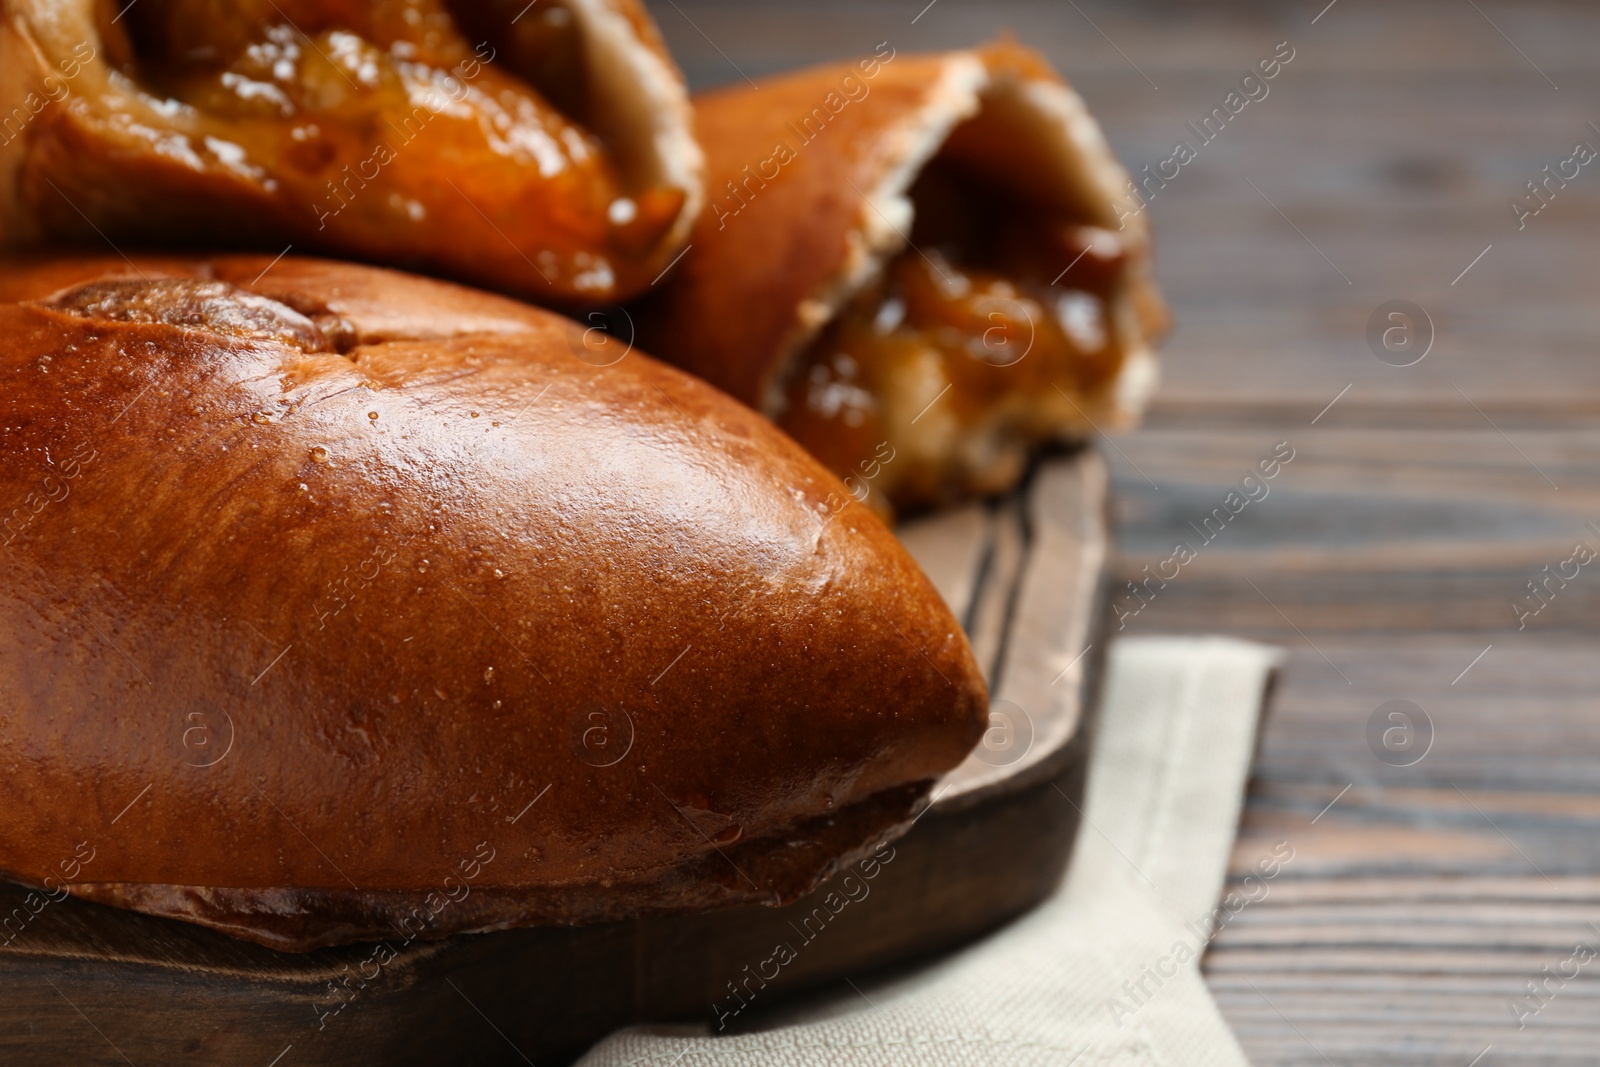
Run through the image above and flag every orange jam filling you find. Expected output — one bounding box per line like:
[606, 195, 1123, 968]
[112, 0, 684, 298]
[779, 186, 1127, 515]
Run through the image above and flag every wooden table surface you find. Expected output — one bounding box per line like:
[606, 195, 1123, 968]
[648, 2, 1600, 1063]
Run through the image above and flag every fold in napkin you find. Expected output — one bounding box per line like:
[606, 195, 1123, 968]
[579, 636, 1283, 1066]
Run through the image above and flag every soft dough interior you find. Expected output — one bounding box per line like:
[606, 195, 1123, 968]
[776, 77, 1137, 516]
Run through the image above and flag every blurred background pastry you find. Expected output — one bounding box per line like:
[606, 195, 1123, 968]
[0, 0, 702, 304]
[640, 43, 1166, 515]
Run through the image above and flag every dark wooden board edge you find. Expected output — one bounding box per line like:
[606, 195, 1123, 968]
[935, 449, 1112, 811]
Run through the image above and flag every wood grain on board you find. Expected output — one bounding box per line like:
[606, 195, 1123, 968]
[0, 453, 1110, 1066]
[638, 1, 1598, 1064]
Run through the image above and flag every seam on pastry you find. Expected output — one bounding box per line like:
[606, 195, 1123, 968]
[54, 779, 934, 951]
[33, 278, 344, 355]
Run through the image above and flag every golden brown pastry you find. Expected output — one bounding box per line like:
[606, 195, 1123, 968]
[0, 0, 701, 304]
[0, 253, 986, 951]
[640, 43, 1167, 514]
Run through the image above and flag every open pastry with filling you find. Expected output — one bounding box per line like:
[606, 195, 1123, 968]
[641, 43, 1166, 514]
[0, 0, 701, 303]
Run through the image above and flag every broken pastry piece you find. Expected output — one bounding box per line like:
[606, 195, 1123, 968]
[641, 43, 1166, 514]
[0, 0, 701, 304]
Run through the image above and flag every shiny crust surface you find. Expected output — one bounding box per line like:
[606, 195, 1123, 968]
[0, 254, 986, 950]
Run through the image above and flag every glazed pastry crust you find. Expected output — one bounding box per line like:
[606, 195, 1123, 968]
[0, 254, 985, 950]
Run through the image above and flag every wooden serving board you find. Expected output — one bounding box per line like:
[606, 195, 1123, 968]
[0, 449, 1112, 1067]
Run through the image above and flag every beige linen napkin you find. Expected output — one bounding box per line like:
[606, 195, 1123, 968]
[578, 636, 1283, 1066]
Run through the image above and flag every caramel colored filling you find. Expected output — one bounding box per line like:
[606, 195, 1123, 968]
[779, 163, 1127, 514]
[102, 0, 684, 299]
